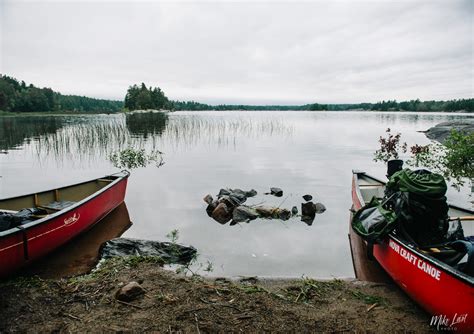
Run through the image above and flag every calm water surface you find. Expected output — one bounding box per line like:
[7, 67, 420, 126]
[0, 111, 472, 278]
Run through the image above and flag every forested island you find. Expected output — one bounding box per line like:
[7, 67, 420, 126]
[1, 74, 472, 113]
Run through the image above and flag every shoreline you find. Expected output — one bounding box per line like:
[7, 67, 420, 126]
[0, 257, 435, 333]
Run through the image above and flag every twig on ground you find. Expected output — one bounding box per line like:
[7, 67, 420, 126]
[116, 300, 144, 309]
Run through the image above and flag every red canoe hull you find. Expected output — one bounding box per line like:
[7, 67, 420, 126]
[0, 172, 129, 278]
[351, 172, 474, 333]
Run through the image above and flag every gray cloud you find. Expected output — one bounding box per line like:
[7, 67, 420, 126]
[1, 0, 472, 104]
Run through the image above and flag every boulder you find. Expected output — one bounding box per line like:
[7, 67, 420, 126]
[115, 281, 145, 302]
[232, 206, 259, 223]
[211, 202, 232, 224]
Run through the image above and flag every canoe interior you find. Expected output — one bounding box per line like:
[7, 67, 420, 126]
[0, 176, 118, 214]
[356, 173, 474, 237]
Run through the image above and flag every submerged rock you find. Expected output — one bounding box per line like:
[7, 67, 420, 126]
[100, 238, 197, 265]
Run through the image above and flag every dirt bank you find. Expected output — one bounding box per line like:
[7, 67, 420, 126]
[0, 257, 435, 333]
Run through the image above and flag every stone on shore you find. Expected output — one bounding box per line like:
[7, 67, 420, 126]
[115, 281, 145, 302]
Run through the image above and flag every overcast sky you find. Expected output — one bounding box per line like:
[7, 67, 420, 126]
[1, 0, 472, 104]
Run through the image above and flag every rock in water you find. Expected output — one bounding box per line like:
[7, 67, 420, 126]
[301, 202, 316, 217]
[232, 206, 259, 223]
[245, 189, 258, 197]
[302, 194, 313, 201]
[203, 194, 214, 204]
[315, 203, 326, 214]
[115, 281, 145, 302]
[100, 238, 197, 265]
[211, 202, 232, 224]
[206, 200, 219, 217]
[276, 208, 291, 220]
[255, 206, 276, 217]
[291, 206, 298, 215]
[301, 215, 315, 226]
[270, 187, 283, 197]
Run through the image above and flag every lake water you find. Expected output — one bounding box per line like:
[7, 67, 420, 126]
[0, 111, 472, 278]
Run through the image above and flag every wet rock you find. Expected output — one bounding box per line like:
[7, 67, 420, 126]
[245, 189, 258, 197]
[276, 208, 291, 220]
[206, 200, 219, 216]
[203, 194, 214, 205]
[233, 206, 259, 223]
[301, 215, 315, 226]
[301, 202, 317, 217]
[227, 189, 249, 203]
[218, 188, 231, 197]
[270, 187, 283, 197]
[255, 206, 276, 217]
[291, 206, 298, 215]
[100, 238, 197, 265]
[115, 281, 145, 302]
[425, 121, 474, 144]
[219, 195, 241, 210]
[302, 194, 313, 201]
[315, 203, 326, 214]
[211, 202, 232, 224]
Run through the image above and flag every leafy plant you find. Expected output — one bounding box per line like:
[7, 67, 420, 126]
[373, 128, 407, 163]
[406, 130, 473, 188]
[109, 147, 164, 169]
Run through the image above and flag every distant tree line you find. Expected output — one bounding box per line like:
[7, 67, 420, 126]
[368, 99, 473, 112]
[169, 101, 329, 111]
[0, 75, 123, 112]
[169, 100, 472, 112]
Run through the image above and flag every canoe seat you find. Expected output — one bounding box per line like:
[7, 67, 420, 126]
[39, 200, 76, 211]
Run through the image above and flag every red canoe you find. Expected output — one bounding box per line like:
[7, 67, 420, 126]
[350, 171, 474, 333]
[0, 171, 129, 278]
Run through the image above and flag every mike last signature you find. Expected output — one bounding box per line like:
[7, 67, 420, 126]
[64, 213, 80, 225]
[430, 313, 468, 331]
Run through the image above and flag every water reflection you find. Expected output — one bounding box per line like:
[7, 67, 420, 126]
[0, 116, 67, 151]
[19, 202, 132, 278]
[126, 111, 169, 138]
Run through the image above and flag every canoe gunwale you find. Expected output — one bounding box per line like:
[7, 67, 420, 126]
[0, 170, 130, 238]
[351, 170, 474, 286]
